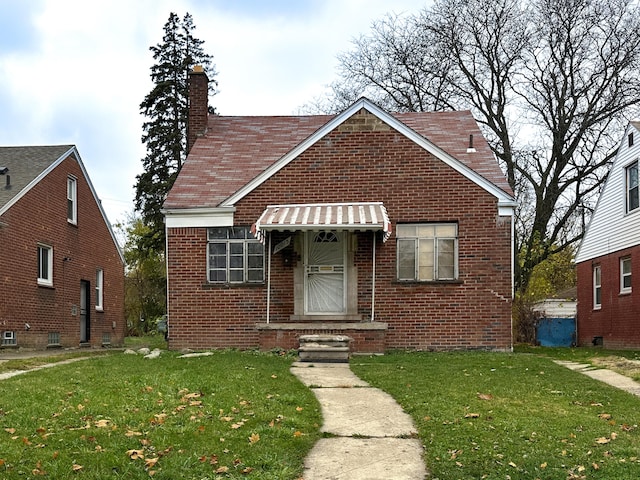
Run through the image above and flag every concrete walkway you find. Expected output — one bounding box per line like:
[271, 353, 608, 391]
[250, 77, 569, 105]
[291, 362, 427, 480]
[554, 360, 640, 396]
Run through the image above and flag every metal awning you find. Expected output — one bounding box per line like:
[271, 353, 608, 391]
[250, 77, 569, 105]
[252, 202, 392, 243]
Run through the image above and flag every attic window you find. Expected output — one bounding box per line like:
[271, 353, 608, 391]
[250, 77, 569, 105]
[629, 133, 634, 147]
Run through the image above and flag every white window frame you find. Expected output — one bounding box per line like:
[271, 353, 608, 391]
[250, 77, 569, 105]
[620, 257, 632, 294]
[67, 175, 77, 224]
[37, 244, 53, 286]
[626, 161, 639, 213]
[2, 331, 16, 346]
[95, 269, 104, 311]
[396, 223, 458, 281]
[593, 265, 601, 310]
[207, 227, 265, 284]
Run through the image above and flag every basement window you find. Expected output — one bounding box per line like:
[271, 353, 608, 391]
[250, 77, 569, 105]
[2, 331, 16, 346]
[48, 332, 60, 346]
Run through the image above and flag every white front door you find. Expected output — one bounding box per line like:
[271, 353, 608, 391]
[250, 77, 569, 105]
[304, 231, 346, 314]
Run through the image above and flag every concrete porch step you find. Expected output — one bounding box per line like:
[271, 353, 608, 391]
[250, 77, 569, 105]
[298, 335, 352, 363]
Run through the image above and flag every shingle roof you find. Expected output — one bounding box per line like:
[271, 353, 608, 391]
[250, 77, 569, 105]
[165, 106, 512, 210]
[0, 145, 74, 210]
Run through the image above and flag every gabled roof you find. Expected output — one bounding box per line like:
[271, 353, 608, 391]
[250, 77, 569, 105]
[0, 145, 73, 210]
[575, 121, 640, 263]
[0, 145, 124, 263]
[165, 98, 514, 210]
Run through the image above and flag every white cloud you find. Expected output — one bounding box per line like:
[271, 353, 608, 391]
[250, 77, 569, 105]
[0, 0, 429, 224]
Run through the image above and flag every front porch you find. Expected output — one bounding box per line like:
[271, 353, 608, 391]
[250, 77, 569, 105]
[256, 320, 388, 354]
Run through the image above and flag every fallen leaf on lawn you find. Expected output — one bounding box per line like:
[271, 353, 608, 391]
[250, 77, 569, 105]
[127, 449, 145, 460]
[540, 462, 547, 468]
[621, 424, 635, 431]
[216, 466, 229, 473]
[598, 413, 611, 420]
[125, 430, 142, 437]
[293, 431, 303, 437]
[424, 416, 431, 421]
[611, 432, 618, 440]
[590, 402, 603, 406]
[0, 459, 4, 466]
[595, 437, 610, 444]
[22, 437, 32, 445]
[242, 467, 254, 474]
[231, 421, 245, 429]
[592, 463, 600, 470]
[32, 461, 46, 476]
[143, 386, 153, 393]
[509, 461, 517, 468]
[52, 451, 59, 459]
[477, 393, 493, 400]
[465, 413, 480, 418]
[77, 404, 85, 411]
[577, 465, 586, 472]
[190, 400, 203, 406]
[271, 375, 277, 379]
[220, 416, 234, 422]
[296, 406, 303, 411]
[95, 419, 110, 428]
[72, 464, 83, 472]
[4, 428, 15, 434]
[145, 457, 159, 469]
[249, 433, 260, 444]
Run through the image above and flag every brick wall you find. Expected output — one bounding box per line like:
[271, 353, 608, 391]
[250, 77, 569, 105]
[167, 116, 512, 351]
[577, 245, 640, 348]
[0, 155, 125, 349]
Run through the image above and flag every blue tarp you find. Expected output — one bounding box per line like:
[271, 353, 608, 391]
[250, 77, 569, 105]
[536, 317, 576, 347]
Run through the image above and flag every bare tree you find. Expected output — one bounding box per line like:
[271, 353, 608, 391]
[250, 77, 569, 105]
[312, 0, 640, 292]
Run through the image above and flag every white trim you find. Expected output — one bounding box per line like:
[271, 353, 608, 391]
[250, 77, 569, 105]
[164, 207, 235, 228]
[593, 264, 602, 310]
[37, 243, 53, 286]
[222, 98, 514, 209]
[620, 256, 632, 294]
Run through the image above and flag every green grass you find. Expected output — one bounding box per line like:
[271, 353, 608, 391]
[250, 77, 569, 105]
[124, 333, 169, 351]
[351, 351, 640, 479]
[0, 350, 321, 479]
[0, 350, 114, 374]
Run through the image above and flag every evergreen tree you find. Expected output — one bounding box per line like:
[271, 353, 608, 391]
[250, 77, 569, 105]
[135, 12, 216, 252]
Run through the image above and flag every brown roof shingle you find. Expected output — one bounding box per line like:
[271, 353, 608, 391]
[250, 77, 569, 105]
[164, 108, 512, 210]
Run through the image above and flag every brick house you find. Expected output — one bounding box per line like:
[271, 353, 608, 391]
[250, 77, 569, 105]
[576, 122, 640, 348]
[163, 69, 515, 353]
[0, 146, 125, 349]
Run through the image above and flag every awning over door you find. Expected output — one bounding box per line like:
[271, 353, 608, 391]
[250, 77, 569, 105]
[252, 202, 392, 243]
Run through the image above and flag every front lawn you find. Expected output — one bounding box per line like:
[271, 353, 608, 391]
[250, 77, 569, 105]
[0, 350, 321, 479]
[351, 351, 640, 479]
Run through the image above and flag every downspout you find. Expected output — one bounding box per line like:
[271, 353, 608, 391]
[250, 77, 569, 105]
[266, 231, 272, 324]
[371, 231, 376, 322]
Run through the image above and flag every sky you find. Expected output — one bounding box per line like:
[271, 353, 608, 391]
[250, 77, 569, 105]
[0, 0, 429, 227]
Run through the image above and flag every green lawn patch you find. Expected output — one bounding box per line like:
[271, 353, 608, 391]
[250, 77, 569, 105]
[351, 351, 640, 479]
[0, 350, 321, 479]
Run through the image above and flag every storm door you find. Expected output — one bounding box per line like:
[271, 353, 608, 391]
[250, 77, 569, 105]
[80, 280, 90, 343]
[304, 231, 346, 314]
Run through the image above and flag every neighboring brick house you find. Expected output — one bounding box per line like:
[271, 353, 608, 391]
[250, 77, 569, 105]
[576, 122, 640, 348]
[163, 69, 516, 353]
[0, 146, 125, 349]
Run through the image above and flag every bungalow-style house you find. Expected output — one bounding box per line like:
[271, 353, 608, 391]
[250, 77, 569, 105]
[576, 122, 640, 348]
[163, 68, 516, 353]
[0, 146, 125, 349]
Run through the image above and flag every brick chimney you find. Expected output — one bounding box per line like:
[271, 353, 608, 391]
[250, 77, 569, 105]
[187, 65, 209, 155]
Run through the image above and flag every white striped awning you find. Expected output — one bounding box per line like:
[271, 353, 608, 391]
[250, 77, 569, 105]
[252, 202, 392, 243]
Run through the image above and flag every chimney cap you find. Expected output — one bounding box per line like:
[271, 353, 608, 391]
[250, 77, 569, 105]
[0, 167, 8, 175]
